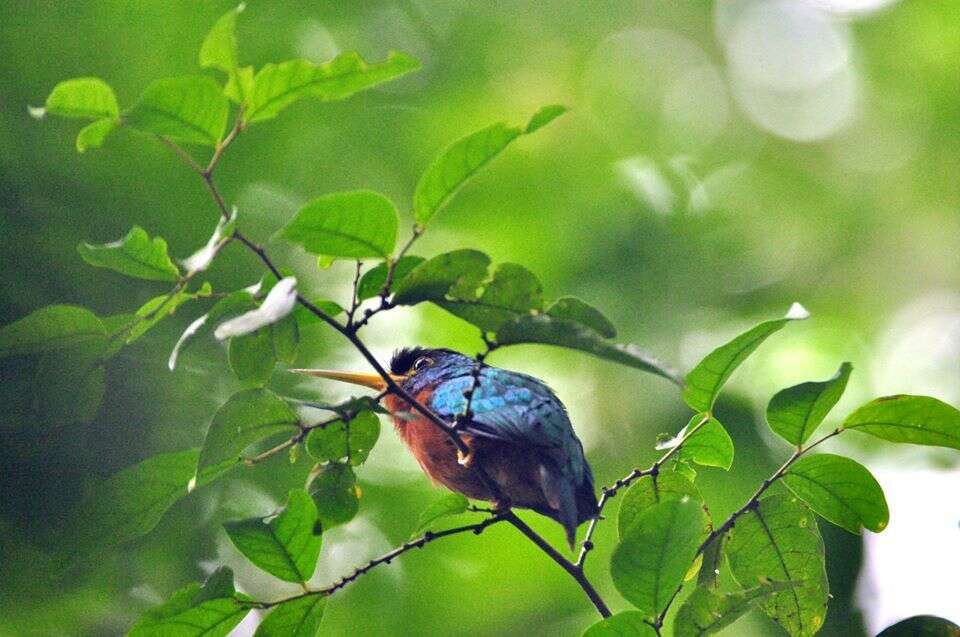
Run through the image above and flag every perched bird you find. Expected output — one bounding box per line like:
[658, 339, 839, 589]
[296, 347, 598, 548]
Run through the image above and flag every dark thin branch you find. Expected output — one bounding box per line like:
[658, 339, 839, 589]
[345, 260, 364, 328]
[351, 224, 423, 332]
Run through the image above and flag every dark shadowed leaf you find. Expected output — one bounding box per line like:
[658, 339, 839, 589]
[725, 494, 828, 637]
[611, 497, 703, 617]
[224, 490, 323, 583]
[581, 611, 656, 637]
[33, 338, 106, 424]
[439, 262, 543, 332]
[125, 75, 229, 146]
[357, 256, 426, 301]
[78, 226, 180, 282]
[683, 304, 809, 412]
[674, 582, 799, 637]
[392, 249, 490, 305]
[229, 328, 276, 387]
[617, 470, 705, 538]
[255, 595, 326, 637]
[197, 389, 299, 475]
[877, 616, 960, 637]
[305, 411, 380, 465]
[293, 299, 344, 325]
[842, 395, 960, 449]
[412, 492, 469, 536]
[128, 567, 248, 637]
[546, 297, 616, 339]
[44, 77, 118, 119]
[782, 453, 889, 534]
[281, 190, 398, 259]
[310, 462, 360, 529]
[246, 51, 419, 124]
[767, 362, 852, 446]
[0, 305, 105, 358]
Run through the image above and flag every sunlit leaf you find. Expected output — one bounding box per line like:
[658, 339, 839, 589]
[877, 616, 960, 637]
[310, 462, 360, 529]
[525, 104, 567, 133]
[617, 470, 705, 539]
[782, 453, 889, 534]
[44, 77, 118, 119]
[305, 411, 380, 466]
[546, 296, 616, 339]
[197, 389, 299, 476]
[767, 362, 852, 446]
[725, 494, 828, 637]
[581, 611, 656, 637]
[128, 567, 248, 637]
[78, 225, 180, 282]
[125, 75, 229, 146]
[411, 492, 469, 536]
[199, 4, 247, 104]
[281, 191, 398, 259]
[678, 416, 734, 471]
[76, 118, 117, 152]
[126, 282, 213, 344]
[254, 595, 326, 637]
[392, 249, 490, 305]
[842, 394, 960, 449]
[611, 497, 703, 617]
[224, 490, 322, 583]
[683, 304, 809, 412]
[674, 582, 799, 637]
[357, 255, 425, 301]
[246, 51, 419, 124]
[0, 305, 105, 358]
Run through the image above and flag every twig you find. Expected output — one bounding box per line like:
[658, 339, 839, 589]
[351, 224, 423, 332]
[345, 261, 364, 328]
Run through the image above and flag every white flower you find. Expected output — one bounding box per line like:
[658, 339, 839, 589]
[214, 277, 298, 340]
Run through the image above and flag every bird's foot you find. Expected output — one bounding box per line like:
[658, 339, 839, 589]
[492, 498, 512, 514]
[457, 446, 475, 468]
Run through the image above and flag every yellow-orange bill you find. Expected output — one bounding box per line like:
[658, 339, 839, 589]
[288, 369, 405, 391]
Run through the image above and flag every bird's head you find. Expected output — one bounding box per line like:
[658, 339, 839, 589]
[291, 347, 476, 396]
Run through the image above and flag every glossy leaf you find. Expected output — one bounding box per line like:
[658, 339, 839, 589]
[611, 497, 703, 617]
[0, 305, 105, 358]
[254, 595, 326, 637]
[197, 389, 299, 475]
[128, 568, 248, 637]
[224, 490, 323, 583]
[674, 582, 798, 637]
[44, 77, 118, 119]
[767, 362, 852, 446]
[439, 262, 544, 332]
[310, 462, 360, 529]
[782, 453, 889, 534]
[281, 190, 398, 259]
[581, 611, 656, 637]
[497, 313, 681, 384]
[678, 416, 734, 471]
[357, 255, 425, 300]
[877, 616, 960, 637]
[412, 492, 469, 536]
[78, 225, 180, 282]
[725, 494, 828, 637]
[617, 470, 704, 538]
[305, 411, 380, 465]
[413, 105, 566, 226]
[683, 304, 809, 412]
[547, 297, 616, 339]
[229, 328, 276, 387]
[76, 118, 117, 152]
[841, 394, 960, 449]
[246, 51, 419, 123]
[125, 75, 229, 146]
[392, 249, 490, 305]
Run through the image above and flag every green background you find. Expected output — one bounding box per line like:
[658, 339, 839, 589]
[2, 1, 958, 635]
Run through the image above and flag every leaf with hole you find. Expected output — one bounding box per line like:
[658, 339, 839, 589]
[78, 226, 180, 282]
[767, 362, 852, 446]
[842, 394, 960, 449]
[281, 190, 398, 260]
[125, 75, 229, 146]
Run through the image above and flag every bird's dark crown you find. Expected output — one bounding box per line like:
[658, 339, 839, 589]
[390, 347, 462, 375]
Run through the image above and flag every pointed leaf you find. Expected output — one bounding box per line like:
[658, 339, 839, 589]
[842, 395, 960, 449]
[725, 494, 828, 637]
[392, 249, 490, 305]
[0, 305, 105, 358]
[547, 297, 616, 339]
[683, 304, 809, 412]
[78, 225, 180, 282]
[305, 411, 380, 466]
[611, 497, 703, 617]
[525, 104, 567, 133]
[246, 51, 419, 124]
[310, 462, 360, 529]
[357, 256, 426, 301]
[44, 77, 118, 119]
[782, 453, 889, 534]
[281, 190, 398, 259]
[126, 281, 213, 344]
[412, 492, 469, 536]
[197, 389, 299, 475]
[255, 595, 326, 637]
[675, 582, 799, 637]
[125, 75, 229, 146]
[767, 362, 852, 446]
[199, 5, 247, 103]
[582, 611, 656, 637]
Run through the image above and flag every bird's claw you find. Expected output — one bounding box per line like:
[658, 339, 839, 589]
[457, 447, 475, 467]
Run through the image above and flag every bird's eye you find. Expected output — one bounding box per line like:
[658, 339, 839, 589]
[413, 356, 433, 372]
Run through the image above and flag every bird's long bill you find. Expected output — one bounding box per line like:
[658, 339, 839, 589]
[289, 368, 405, 391]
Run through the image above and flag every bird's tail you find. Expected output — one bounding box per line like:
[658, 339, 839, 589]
[540, 461, 597, 550]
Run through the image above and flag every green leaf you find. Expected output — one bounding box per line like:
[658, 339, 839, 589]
[611, 497, 703, 617]
[496, 313, 681, 384]
[546, 297, 616, 339]
[841, 394, 960, 449]
[304, 411, 380, 465]
[125, 75, 229, 146]
[224, 490, 323, 583]
[254, 595, 326, 637]
[229, 328, 276, 387]
[0, 305, 105, 358]
[199, 5, 247, 104]
[33, 339, 106, 424]
[246, 51, 419, 124]
[617, 470, 704, 538]
[525, 104, 567, 133]
[581, 611, 656, 637]
[78, 225, 180, 282]
[126, 282, 213, 344]
[197, 389, 299, 475]
[310, 462, 360, 529]
[413, 105, 566, 226]
[281, 190, 398, 259]
[128, 568, 248, 637]
[767, 362, 853, 446]
[725, 494, 828, 637]
[411, 492, 469, 536]
[683, 304, 809, 412]
[678, 416, 734, 471]
[782, 453, 889, 534]
[674, 582, 799, 637]
[877, 616, 960, 637]
[272, 314, 299, 364]
[439, 262, 544, 332]
[293, 299, 344, 325]
[44, 77, 118, 119]
[357, 256, 425, 301]
[76, 118, 117, 152]
[168, 290, 258, 370]
[391, 249, 490, 306]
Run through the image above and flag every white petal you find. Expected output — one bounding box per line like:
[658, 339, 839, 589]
[28, 105, 47, 120]
[214, 277, 298, 340]
[181, 208, 237, 275]
[785, 302, 811, 320]
[168, 314, 209, 371]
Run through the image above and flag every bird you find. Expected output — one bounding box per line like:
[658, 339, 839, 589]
[294, 347, 598, 548]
